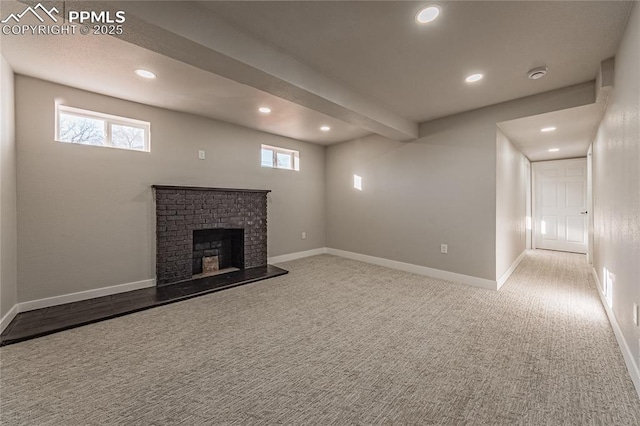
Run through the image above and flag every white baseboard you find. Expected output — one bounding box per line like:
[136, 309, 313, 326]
[497, 250, 528, 290]
[326, 248, 498, 291]
[0, 304, 18, 333]
[268, 248, 328, 264]
[16, 278, 156, 313]
[591, 267, 640, 399]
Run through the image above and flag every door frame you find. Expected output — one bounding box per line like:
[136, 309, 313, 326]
[532, 164, 538, 250]
[587, 145, 594, 264]
[525, 160, 532, 250]
[531, 157, 590, 255]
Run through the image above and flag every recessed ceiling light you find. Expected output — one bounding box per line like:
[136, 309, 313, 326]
[134, 69, 156, 79]
[465, 73, 483, 83]
[416, 5, 441, 24]
[548, 148, 560, 152]
[320, 126, 331, 132]
[258, 107, 271, 114]
[541, 126, 557, 132]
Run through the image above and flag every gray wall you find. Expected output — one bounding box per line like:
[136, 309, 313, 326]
[1, 55, 17, 320]
[495, 127, 528, 280]
[326, 83, 594, 281]
[15, 76, 326, 302]
[592, 3, 640, 370]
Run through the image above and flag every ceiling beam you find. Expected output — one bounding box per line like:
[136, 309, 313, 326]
[91, 1, 419, 141]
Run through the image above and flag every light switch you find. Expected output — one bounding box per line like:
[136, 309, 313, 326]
[198, 150, 205, 160]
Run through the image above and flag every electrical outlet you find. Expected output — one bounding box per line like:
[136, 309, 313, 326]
[440, 244, 448, 254]
[302, 232, 306, 240]
[634, 303, 639, 326]
[198, 150, 205, 160]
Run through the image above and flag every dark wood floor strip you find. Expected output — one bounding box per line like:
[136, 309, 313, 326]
[0, 265, 287, 346]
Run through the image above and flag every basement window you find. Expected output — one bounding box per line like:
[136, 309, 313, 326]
[56, 105, 150, 152]
[261, 144, 299, 171]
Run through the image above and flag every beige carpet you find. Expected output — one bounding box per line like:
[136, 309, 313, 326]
[1, 250, 639, 425]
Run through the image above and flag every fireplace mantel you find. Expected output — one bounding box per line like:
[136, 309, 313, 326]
[152, 185, 270, 193]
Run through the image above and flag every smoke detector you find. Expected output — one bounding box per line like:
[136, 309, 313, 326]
[527, 66, 548, 80]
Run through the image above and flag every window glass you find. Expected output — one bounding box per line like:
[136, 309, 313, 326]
[276, 152, 292, 169]
[261, 148, 274, 167]
[56, 105, 150, 152]
[261, 144, 299, 171]
[58, 113, 105, 145]
[111, 124, 145, 150]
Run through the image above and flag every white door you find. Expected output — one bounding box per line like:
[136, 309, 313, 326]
[533, 158, 588, 253]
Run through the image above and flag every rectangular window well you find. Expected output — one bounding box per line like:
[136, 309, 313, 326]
[261, 144, 299, 171]
[56, 105, 150, 152]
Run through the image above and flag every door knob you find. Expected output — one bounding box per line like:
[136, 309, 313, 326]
[581, 211, 588, 214]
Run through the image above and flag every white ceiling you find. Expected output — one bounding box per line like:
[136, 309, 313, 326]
[498, 103, 605, 162]
[0, 2, 370, 145]
[201, 0, 630, 121]
[0, 1, 633, 145]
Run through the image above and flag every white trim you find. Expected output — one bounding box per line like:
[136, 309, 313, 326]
[56, 104, 150, 152]
[497, 250, 528, 290]
[591, 267, 640, 399]
[261, 144, 300, 171]
[0, 304, 18, 333]
[532, 159, 589, 254]
[326, 248, 498, 291]
[268, 248, 327, 264]
[16, 279, 156, 313]
[532, 165, 537, 250]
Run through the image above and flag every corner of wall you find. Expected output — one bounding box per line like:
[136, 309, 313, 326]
[495, 127, 528, 281]
[0, 54, 19, 330]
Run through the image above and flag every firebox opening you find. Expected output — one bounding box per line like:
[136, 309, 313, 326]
[192, 228, 244, 278]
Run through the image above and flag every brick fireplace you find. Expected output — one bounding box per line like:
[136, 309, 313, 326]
[153, 186, 270, 286]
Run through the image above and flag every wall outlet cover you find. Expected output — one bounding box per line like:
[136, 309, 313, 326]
[440, 244, 448, 254]
[198, 150, 205, 160]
